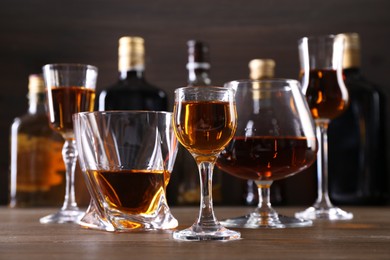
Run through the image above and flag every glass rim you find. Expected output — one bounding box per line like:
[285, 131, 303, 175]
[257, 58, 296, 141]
[72, 110, 172, 119]
[298, 34, 344, 44]
[174, 85, 233, 94]
[42, 63, 98, 71]
[224, 78, 301, 87]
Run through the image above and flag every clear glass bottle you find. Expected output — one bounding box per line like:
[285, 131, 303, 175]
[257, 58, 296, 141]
[170, 40, 223, 205]
[9, 74, 65, 207]
[328, 33, 388, 205]
[98, 36, 168, 111]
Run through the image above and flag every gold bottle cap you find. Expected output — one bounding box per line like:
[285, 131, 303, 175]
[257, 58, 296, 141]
[339, 32, 361, 69]
[249, 59, 275, 80]
[28, 74, 45, 94]
[118, 36, 145, 71]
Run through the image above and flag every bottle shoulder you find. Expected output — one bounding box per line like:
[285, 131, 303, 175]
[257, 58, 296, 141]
[98, 77, 168, 111]
[344, 69, 384, 94]
[13, 112, 47, 125]
[11, 112, 55, 136]
[101, 78, 167, 96]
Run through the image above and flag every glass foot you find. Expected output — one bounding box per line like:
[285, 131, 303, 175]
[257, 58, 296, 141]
[40, 209, 85, 224]
[295, 206, 353, 220]
[220, 213, 312, 229]
[173, 224, 241, 241]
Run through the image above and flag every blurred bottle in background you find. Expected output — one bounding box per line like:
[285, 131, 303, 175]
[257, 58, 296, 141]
[328, 32, 388, 205]
[169, 40, 223, 205]
[9, 74, 65, 207]
[9, 74, 90, 208]
[98, 36, 168, 111]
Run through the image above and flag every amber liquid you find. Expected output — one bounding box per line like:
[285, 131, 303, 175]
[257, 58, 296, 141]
[173, 101, 236, 155]
[46, 87, 95, 135]
[86, 169, 165, 214]
[304, 69, 348, 119]
[12, 133, 65, 207]
[217, 136, 317, 181]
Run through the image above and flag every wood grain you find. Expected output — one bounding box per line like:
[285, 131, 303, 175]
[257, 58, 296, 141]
[0, 207, 389, 259]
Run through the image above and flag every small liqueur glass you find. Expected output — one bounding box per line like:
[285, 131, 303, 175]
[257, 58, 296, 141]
[40, 63, 97, 224]
[172, 86, 240, 241]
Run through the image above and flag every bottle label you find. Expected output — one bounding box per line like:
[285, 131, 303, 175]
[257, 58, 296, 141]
[16, 134, 64, 192]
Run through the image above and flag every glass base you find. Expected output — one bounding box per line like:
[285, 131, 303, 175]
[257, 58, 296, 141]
[220, 213, 312, 229]
[77, 200, 178, 232]
[77, 202, 116, 232]
[40, 208, 85, 224]
[295, 206, 353, 220]
[173, 224, 241, 241]
[109, 211, 178, 232]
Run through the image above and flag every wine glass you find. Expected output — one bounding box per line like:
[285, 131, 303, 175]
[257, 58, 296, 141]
[295, 34, 353, 220]
[172, 86, 240, 241]
[217, 79, 317, 228]
[40, 64, 97, 224]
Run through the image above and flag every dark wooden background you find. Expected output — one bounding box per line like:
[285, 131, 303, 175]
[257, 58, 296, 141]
[1, 0, 389, 205]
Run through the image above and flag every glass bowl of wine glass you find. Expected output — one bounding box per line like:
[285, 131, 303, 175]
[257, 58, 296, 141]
[217, 79, 318, 228]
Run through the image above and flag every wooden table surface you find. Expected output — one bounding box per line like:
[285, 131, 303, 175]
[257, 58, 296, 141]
[0, 206, 389, 259]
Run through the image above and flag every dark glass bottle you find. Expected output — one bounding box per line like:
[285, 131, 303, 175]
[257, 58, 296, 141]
[9, 74, 65, 207]
[328, 33, 388, 205]
[98, 36, 168, 111]
[170, 40, 224, 205]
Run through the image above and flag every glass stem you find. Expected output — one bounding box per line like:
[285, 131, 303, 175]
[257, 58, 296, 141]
[314, 121, 333, 208]
[255, 181, 277, 217]
[195, 160, 219, 231]
[61, 139, 79, 211]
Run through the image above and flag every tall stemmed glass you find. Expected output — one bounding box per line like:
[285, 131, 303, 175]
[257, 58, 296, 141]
[295, 34, 353, 220]
[217, 79, 317, 228]
[40, 64, 97, 224]
[172, 86, 240, 241]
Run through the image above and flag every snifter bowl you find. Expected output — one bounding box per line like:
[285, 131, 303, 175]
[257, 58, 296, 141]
[73, 111, 178, 231]
[217, 79, 318, 228]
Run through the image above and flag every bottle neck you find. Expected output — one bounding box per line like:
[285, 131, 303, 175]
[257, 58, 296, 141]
[249, 59, 275, 80]
[118, 41, 145, 80]
[28, 92, 46, 114]
[187, 62, 211, 86]
[119, 69, 145, 80]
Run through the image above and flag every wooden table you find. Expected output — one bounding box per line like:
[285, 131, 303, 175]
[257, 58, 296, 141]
[0, 207, 389, 259]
